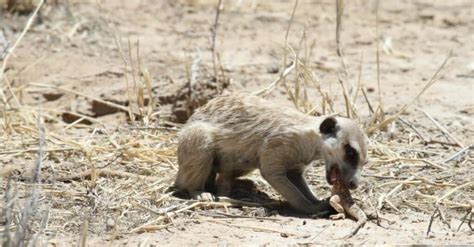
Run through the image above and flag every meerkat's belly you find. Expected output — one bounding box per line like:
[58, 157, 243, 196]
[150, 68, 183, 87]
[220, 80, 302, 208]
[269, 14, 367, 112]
[213, 140, 260, 176]
[215, 152, 257, 176]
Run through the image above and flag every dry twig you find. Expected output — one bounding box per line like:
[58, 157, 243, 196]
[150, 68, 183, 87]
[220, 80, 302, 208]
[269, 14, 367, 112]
[442, 144, 472, 164]
[211, 0, 223, 90]
[420, 109, 464, 147]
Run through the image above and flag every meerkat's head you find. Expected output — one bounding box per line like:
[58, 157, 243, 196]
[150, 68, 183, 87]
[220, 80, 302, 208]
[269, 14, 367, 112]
[319, 117, 368, 190]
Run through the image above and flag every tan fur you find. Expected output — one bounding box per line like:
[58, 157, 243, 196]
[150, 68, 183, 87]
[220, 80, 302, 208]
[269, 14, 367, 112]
[174, 93, 368, 214]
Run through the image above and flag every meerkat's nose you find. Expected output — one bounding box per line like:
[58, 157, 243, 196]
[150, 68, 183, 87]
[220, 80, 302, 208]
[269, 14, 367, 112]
[349, 180, 358, 190]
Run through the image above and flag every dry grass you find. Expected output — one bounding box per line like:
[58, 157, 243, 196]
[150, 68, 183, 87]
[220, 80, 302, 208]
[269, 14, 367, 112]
[0, 0, 473, 245]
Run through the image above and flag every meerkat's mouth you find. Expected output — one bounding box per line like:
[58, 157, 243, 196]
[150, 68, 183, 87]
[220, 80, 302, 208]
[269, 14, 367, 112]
[327, 165, 339, 185]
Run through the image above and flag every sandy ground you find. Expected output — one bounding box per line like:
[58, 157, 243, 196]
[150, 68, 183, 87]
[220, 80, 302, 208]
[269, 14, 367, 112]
[1, 0, 473, 245]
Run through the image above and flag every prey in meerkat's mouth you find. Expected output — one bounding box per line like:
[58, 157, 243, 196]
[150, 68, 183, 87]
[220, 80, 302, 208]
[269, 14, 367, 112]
[327, 165, 340, 185]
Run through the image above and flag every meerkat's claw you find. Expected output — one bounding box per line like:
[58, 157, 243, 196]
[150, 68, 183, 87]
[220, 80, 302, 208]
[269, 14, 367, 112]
[191, 191, 216, 202]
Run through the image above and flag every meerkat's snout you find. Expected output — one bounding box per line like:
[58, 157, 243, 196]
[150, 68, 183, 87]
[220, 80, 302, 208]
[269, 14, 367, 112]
[348, 170, 361, 190]
[319, 117, 368, 190]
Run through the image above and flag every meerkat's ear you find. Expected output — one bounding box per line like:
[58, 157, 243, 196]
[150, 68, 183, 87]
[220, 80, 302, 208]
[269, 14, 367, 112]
[319, 117, 337, 135]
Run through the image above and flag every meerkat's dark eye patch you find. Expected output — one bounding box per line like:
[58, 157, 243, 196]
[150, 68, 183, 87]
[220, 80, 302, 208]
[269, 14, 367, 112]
[344, 144, 359, 166]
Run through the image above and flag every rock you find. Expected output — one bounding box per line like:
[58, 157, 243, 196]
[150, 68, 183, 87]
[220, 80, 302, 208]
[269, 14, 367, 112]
[42, 92, 64, 101]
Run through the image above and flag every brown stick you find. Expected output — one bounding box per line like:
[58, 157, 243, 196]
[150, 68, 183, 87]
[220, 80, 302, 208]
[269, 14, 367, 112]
[397, 117, 427, 142]
[28, 83, 140, 116]
[129, 198, 277, 234]
[56, 169, 160, 183]
[209, 220, 310, 238]
[420, 109, 464, 147]
[456, 200, 473, 231]
[210, 0, 223, 92]
[375, 158, 447, 170]
[426, 207, 440, 236]
[427, 205, 451, 236]
[442, 144, 472, 164]
[361, 87, 375, 114]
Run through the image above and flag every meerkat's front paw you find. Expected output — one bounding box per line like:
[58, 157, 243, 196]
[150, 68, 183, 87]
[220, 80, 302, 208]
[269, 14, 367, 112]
[190, 191, 216, 202]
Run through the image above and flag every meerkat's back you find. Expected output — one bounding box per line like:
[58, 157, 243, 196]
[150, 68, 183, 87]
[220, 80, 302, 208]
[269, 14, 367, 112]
[185, 94, 312, 156]
[190, 93, 312, 131]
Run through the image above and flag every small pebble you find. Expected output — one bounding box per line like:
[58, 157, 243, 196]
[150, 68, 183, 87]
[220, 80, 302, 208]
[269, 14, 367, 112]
[267, 63, 279, 74]
[105, 218, 115, 231]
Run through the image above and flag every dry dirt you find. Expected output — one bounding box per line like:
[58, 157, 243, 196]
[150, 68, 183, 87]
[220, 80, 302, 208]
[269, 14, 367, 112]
[0, 0, 473, 246]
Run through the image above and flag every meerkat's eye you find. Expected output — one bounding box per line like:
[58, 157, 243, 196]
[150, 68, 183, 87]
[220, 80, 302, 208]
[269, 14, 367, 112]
[344, 144, 358, 166]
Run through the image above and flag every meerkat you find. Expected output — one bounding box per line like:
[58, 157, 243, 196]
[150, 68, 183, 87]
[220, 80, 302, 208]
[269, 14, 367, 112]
[173, 93, 368, 215]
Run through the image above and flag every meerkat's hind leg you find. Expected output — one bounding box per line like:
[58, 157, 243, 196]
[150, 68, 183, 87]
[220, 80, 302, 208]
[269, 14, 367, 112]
[203, 160, 218, 193]
[190, 162, 218, 202]
[174, 122, 218, 201]
[216, 173, 233, 197]
[214, 155, 255, 197]
[215, 168, 245, 197]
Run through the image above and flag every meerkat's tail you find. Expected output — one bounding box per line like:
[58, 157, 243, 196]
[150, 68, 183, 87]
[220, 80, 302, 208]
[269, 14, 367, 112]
[174, 122, 217, 194]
